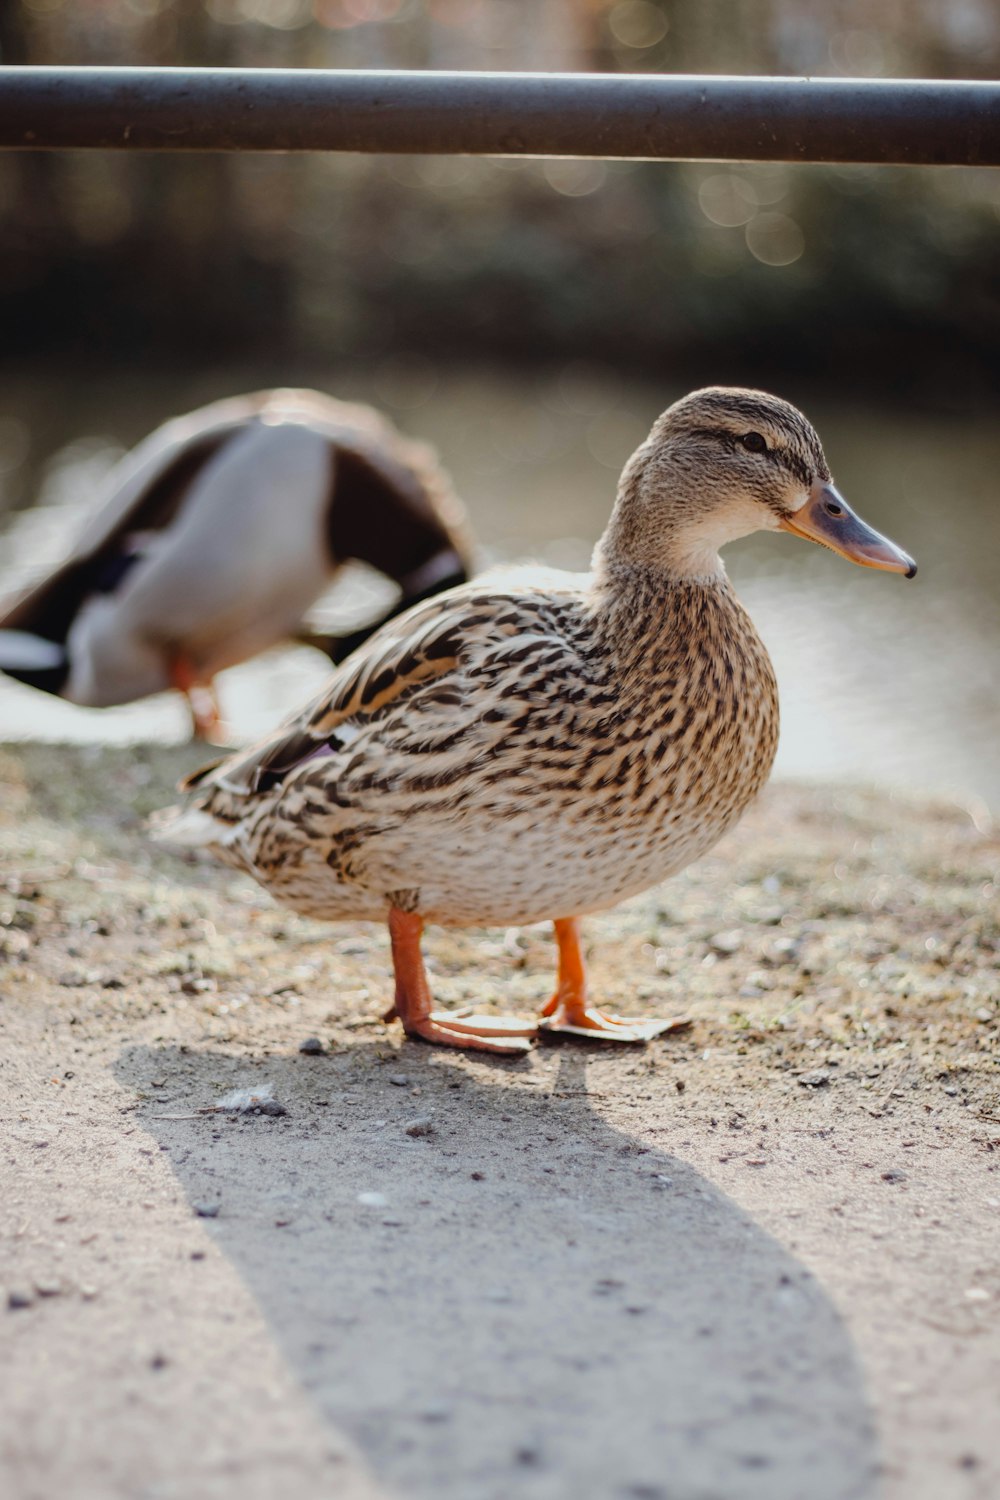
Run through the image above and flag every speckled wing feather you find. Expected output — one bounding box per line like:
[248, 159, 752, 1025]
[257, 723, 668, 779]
[178, 594, 462, 797]
[180, 580, 594, 816]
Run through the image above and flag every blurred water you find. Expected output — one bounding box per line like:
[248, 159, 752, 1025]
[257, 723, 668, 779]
[0, 365, 996, 812]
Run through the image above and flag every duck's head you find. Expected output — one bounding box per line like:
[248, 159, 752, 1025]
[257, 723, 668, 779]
[601, 386, 916, 582]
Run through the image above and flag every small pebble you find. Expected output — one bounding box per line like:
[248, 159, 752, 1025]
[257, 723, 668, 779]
[798, 1069, 831, 1088]
[180, 975, 213, 995]
[7, 1288, 34, 1310]
[358, 1191, 388, 1208]
[214, 1086, 286, 1116]
[709, 930, 742, 956]
[405, 1117, 435, 1137]
[299, 1037, 324, 1055]
[881, 1169, 908, 1183]
[34, 1279, 62, 1298]
[193, 1202, 221, 1218]
[389, 1074, 411, 1087]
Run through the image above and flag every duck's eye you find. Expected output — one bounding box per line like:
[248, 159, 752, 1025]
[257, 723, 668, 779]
[823, 496, 844, 518]
[739, 432, 768, 454]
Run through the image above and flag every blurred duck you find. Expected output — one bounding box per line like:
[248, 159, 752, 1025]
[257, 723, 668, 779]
[0, 389, 471, 738]
[160, 387, 916, 1053]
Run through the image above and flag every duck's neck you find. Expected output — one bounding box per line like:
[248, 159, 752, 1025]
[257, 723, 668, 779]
[588, 552, 737, 666]
[591, 539, 728, 600]
[587, 482, 750, 678]
[590, 520, 733, 628]
[587, 519, 776, 778]
[592, 459, 729, 589]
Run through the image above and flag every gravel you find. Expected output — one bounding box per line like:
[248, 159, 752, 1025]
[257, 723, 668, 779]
[2, 742, 999, 1500]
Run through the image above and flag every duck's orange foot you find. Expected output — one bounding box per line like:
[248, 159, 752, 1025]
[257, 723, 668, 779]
[386, 908, 536, 1054]
[407, 1011, 535, 1055]
[540, 918, 691, 1043]
[539, 1008, 691, 1044]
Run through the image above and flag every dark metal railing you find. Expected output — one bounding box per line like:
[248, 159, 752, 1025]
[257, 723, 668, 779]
[0, 67, 997, 164]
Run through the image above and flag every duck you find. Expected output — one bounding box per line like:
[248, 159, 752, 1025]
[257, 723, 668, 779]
[0, 389, 471, 739]
[158, 387, 915, 1053]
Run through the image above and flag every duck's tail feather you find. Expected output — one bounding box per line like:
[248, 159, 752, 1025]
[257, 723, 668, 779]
[177, 757, 225, 793]
[148, 802, 238, 851]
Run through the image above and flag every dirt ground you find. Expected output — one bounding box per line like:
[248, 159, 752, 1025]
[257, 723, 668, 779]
[1, 741, 998, 1500]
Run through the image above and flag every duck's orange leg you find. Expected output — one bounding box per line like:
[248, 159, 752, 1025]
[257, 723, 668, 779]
[539, 917, 689, 1043]
[168, 653, 226, 743]
[387, 908, 535, 1054]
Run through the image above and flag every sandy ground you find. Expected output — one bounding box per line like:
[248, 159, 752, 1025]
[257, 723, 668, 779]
[1, 742, 998, 1500]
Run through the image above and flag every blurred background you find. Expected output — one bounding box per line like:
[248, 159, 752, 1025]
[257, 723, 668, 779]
[0, 0, 997, 808]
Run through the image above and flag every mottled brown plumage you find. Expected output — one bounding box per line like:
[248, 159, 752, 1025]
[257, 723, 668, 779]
[160, 387, 915, 1052]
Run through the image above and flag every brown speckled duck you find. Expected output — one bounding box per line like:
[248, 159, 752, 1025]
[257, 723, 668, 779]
[0, 389, 470, 739]
[160, 388, 915, 1052]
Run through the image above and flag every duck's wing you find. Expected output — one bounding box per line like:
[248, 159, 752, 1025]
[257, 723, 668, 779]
[182, 591, 472, 800]
[180, 578, 590, 811]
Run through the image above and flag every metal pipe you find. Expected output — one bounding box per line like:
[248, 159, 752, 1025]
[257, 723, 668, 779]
[0, 67, 997, 164]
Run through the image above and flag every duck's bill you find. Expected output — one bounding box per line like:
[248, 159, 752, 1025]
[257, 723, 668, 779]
[779, 483, 917, 578]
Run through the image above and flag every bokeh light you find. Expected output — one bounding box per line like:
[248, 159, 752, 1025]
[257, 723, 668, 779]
[745, 212, 806, 266]
[698, 173, 758, 227]
[608, 1, 669, 50]
[543, 160, 608, 198]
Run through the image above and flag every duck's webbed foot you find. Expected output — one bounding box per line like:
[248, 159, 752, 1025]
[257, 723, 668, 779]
[413, 1012, 536, 1053]
[387, 908, 535, 1055]
[538, 918, 691, 1044]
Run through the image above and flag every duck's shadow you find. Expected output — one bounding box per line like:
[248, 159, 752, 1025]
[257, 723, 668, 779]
[117, 1042, 877, 1500]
